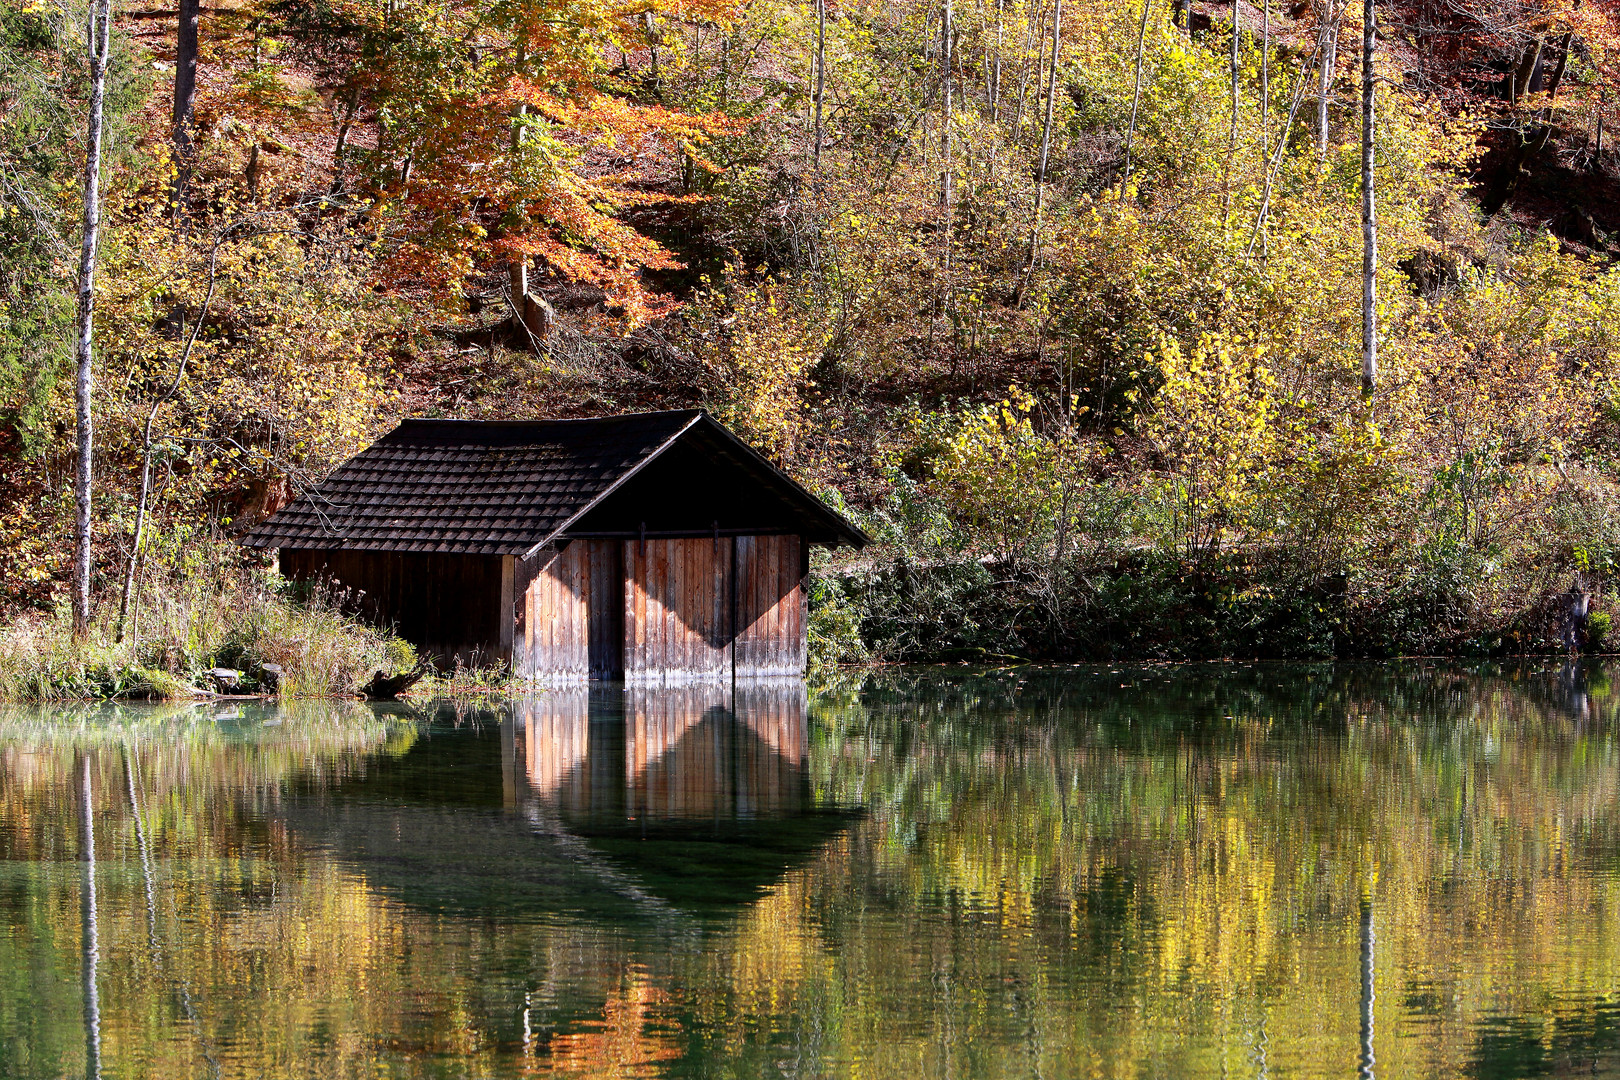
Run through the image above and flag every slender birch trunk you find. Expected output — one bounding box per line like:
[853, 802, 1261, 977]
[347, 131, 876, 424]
[1317, 4, 1338, 159]
[1260, 0, 1270, 161]
[814, 0, 827, 171]
[1121, 0, 1152, 195]
[509, 97, 529, 326]
[990, 0, 1004, 121]
[1360, 0, 1376, 395]
[73, 0, 113, 640]
[1025, 0, 1061, 277]
[1229, 0, 1241, 145]
[1227, 0, 1241, 212]
[940, 0, 952, 207]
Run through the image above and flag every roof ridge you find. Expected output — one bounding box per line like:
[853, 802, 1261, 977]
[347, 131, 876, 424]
[393, 409, 704, 429]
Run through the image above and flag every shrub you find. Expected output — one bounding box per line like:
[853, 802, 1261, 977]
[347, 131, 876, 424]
[0, 556, 412, 701]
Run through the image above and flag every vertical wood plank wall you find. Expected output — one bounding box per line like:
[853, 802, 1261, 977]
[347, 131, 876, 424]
[733, 535, 806, 678]
[510, 533, 807, 682]
[520, 542, 589, 681]
[279, 548, 503, 665]
[517, 541, 624, 682]
[623, 538, 734, 683]
[281, 535, 807, 679]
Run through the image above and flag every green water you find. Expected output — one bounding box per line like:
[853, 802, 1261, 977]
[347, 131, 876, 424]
[2, 664, 1619, 1078]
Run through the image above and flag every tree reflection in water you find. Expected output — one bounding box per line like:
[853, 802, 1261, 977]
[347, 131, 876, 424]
[0, 665, 1619, 1078]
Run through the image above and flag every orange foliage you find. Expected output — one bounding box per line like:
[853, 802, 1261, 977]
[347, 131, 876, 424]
[246, 0, 744, 322]
[537, 976, 682, 1077]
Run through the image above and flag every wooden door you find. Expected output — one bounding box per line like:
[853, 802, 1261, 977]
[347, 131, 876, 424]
[623, 538, 733, 683]
[519, 542, 589, 681]
[733, 534, 806, 678]
[518, 540, 624, 682]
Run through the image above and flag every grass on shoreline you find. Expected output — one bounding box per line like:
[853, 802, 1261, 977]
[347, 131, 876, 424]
[0, 567, 415, 702]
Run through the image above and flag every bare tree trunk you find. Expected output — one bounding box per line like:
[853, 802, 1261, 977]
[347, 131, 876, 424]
[330, 82, 362, 192]
[244, 142, 262, 199]
[643, 11, 661, 95]
[507, 84, 529, 328]
[1360, 0, 1377, 395]
[118, 246, 223, 643]
[1227, 0, 1241, 211]
[990, 0, 1004, 121]
[1511, 36, 1544, 107]
[1597, 88, 1607, 166]
[506, 87, 551, 349]
[73, 0, 113, 641]
[938, 0, 954, 321]
[1531, 31, 1573, 153]
[810, 0, 822, 169]
[1023, 0, 1061, 283]
[940, 0, 952, 207]
[1121, 0, 1153, 195]
[1261, 0, 1270, 160]
[1317, 4, 1338, 158]
[174, 0, 199, 154]
[1012, 0, 1039, 133]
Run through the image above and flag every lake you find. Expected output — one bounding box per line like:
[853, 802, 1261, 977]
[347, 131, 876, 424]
[1, 663, 1617, 1078]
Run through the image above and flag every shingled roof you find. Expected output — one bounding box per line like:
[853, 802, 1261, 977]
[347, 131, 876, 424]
[243, 410, 867, 556]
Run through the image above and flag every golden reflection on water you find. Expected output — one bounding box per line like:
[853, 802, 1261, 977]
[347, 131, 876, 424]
[0, 665, 1619, 1078]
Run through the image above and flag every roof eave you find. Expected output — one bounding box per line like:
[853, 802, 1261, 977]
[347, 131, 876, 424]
[519, 411, 707, 561]
[686, 414, 871, 550]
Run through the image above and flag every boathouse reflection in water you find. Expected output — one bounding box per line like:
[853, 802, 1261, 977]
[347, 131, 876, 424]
[512, 682, 810, 826]
[282, 681, 847, 922]
[497, 681, 849, 913]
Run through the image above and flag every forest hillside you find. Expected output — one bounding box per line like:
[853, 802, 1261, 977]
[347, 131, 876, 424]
[4, 0, 1620, 667]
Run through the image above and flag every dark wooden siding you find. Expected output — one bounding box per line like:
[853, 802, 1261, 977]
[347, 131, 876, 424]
[279, 548, 503, 665]
[623, 538, 733, 683]
[587, 541, 625, 678]
[733, 534, 806, 678]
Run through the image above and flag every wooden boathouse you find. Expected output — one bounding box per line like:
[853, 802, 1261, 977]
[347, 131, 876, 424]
[243, 411, 867, 681]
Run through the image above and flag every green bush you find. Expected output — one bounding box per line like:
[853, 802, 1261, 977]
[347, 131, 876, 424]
[1587, 611, 1612, 652]
[807, 574, 870, 671]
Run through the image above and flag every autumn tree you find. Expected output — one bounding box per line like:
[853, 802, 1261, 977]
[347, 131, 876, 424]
[254, 0, 740, 330]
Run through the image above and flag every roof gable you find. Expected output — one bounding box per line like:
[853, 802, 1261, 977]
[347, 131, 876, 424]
[243, 411, 867, 555]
